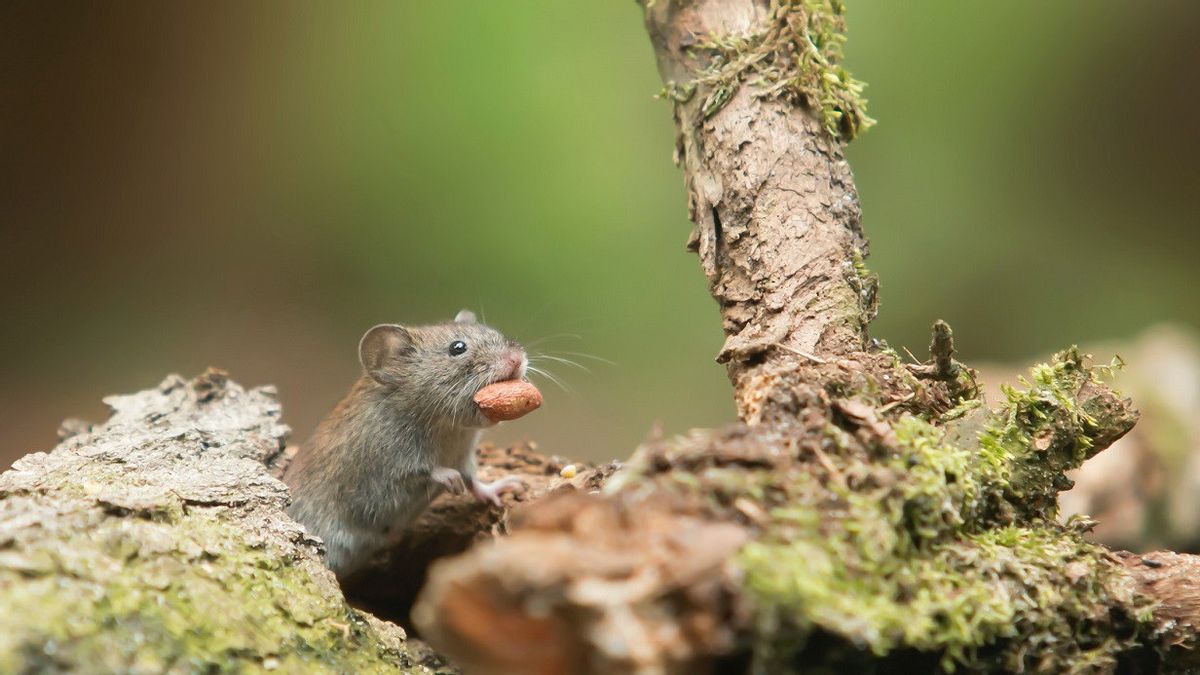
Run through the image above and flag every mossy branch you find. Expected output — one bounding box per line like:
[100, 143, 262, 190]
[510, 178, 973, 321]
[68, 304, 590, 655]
[412, 2, 1200, 671]
[660, 0, 874, 141]
[416, 350, 1191, 673]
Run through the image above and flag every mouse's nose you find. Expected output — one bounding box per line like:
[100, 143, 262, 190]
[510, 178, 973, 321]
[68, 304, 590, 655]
[502, 351, 527, 381]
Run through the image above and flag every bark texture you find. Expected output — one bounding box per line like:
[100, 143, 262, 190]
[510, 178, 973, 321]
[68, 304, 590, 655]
[646, 0, 872, 422]
[342, 443, 619, 630]
[4, 2, 1200, 674]
[410, 2, 1200, 673]
[414, 353, 1200, 673]
[1116, 551, 1200, 670]
[0, 370, 448, 673]
[0, 369, 436, 667]
[1050, 327, 1200, 552]
[3, 368, 1198, 673]
[0, 368, 612, 673]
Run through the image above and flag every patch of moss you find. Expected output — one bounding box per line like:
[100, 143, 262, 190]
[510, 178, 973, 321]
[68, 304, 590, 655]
[847, 247, 879, 327]
[0, 503, 441, 674]
[663, 0, 874, 141]
[742, 523, 1142, 672]
[980, 348, 1136, 521]
[631, 349, 1151, 672]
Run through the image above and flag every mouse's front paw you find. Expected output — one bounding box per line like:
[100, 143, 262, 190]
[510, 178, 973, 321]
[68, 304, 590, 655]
[470, 476, 525, 507]
[430, 467, 467, 494]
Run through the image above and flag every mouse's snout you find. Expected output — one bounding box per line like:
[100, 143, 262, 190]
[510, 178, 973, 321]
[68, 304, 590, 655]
[500, 349, 527, 382]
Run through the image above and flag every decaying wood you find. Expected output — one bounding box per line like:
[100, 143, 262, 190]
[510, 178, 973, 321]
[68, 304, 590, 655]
[4, 368, 1198, 673]
[1117, 551, 1200, 669]
[414, 402, 1200, 673]
[416, 501, 1200, 673]
[1054, 327, 1200, 552]
[414, 491, 749, 675]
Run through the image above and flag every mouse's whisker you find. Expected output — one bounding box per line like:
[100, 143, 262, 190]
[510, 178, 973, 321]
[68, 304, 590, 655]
[552, 350, 616, 366]
[531, 354, 590, 374]
[454, 381, 474, 419]
[525, 333, 583, 348]
[525, 364, 571, 393]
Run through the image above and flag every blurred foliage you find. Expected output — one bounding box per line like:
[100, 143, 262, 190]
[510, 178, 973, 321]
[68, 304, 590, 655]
[1, 1, 1197, 465]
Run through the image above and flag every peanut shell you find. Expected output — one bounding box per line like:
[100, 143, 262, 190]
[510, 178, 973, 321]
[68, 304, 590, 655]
[474, 380, 543, 422]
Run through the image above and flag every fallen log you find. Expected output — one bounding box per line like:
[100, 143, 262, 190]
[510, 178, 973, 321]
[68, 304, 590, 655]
[0, 370, 446, 673]
[0, 367, 610, 672]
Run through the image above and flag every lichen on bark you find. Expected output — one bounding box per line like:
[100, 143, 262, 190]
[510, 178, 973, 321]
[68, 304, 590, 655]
[0, 371, 446, 674]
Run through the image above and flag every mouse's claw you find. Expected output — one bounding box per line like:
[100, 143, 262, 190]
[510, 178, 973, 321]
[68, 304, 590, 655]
[431, 467, 467, 494]
[470, 476, 524, 507]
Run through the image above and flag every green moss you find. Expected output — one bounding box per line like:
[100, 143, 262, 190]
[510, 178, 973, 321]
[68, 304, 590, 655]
[980, 348, 1136, 521]
[939, 397, 984, 422]
[846, 247, 879, 326]
[633, 349, 1151, 672]
[742, 524, 1140, 672]
[890, 415, 1004, 541]
[0, 504, 438, 674]
[664, 0, 874, 141]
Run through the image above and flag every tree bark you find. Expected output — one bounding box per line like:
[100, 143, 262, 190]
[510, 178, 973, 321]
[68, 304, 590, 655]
[4, 369, 1197, 673]
[411, 2, 1200, 673]
[0, 368, 611, 673]
[645, 0, 873, 423]
[0, 370, 442, 673]
[340, 443, 620, 630]
[4, 2, 1200, 673]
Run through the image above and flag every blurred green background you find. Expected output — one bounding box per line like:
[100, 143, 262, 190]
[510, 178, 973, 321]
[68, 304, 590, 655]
[2, 1, 1197, 468]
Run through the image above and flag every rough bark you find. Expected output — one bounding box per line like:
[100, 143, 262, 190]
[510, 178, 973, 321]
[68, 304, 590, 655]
[645, 0, 872, 422]
[1048, 326, 1200, 552]
[341, 443, 620, 630]
[4, 368, 1198, 673]
[414, 355, 1200, 672]
[419, 505, 1200, 673]
[0, 368, 615, 673]
[0, 370, 445, 673]
[1116, 551, 1200, 670]
[4, 2, 1200, 674]
[410, 2, 1200, 674]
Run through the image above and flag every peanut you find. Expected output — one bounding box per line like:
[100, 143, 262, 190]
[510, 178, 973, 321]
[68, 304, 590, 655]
[474, 380, 543, 422]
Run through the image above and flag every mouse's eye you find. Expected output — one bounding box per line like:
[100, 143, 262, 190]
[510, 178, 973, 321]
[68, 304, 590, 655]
[449, 340, 468, 356]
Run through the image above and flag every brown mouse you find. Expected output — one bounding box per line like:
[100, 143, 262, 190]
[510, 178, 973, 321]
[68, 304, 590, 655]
[283, 309, 527, 577]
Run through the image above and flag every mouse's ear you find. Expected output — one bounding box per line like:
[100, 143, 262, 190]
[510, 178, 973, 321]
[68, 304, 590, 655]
[359, 324, 413, 384]
[454, 309, 477, 324]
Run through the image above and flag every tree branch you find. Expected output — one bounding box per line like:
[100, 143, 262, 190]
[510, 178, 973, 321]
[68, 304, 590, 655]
[4, 3, 1199, 673]
[412, 2, 1200, 673]
[645, 0, 873, 422]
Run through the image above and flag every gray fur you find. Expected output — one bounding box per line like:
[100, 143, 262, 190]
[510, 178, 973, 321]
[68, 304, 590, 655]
[284, 313, 526, 577]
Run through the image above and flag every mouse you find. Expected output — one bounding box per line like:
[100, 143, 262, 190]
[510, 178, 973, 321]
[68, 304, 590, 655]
[283, 309, 528, 578]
